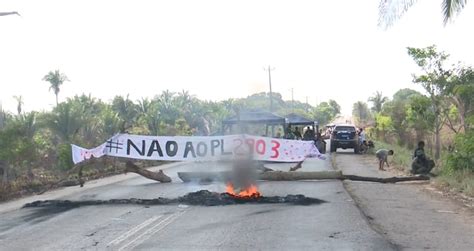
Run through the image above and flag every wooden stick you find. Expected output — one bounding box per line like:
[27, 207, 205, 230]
[177, 171, 429, 183]
[125, 161, 171, 183]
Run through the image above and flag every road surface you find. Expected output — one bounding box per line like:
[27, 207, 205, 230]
[1, 151, 473, 250]
[0, 155, 397, 250]
[334, 152, 474, 250]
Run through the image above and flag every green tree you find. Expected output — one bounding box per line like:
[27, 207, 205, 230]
[313, 101, 339, 126]
[68, 95, 104, 146]
[157, 90, 179, 125]
[368, 91, 388, 113]
[379, 0, 468, 28]
[352, 101, 371, 126]
[0, 103, 7, 130]
[13, 95, 23, 115]
[445, 66, 474, 132]
[328, 100, 341, 115]
[111, 95, 138, 132]
[0, 112, 39, 181]
[136, 98, 161, 135]
[41, 101, 83, 142]
[407, 45, 450, 159]
[381, 88, 422, 146]
[42, 70, 70, 106]
[100, 106, 122, 137]
[406, 94, 436, 143]
[374, 113, 393, 140]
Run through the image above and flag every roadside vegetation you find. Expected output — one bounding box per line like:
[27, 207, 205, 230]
[0, 78, 341, 201]
[352, 45, 474, 197]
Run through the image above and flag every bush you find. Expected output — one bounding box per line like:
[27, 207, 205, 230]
[436, 169, 474, 197]
[446, 130, 474, 173]
[57, 144, 74, 171]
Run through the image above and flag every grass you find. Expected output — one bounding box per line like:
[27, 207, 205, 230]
[374, 140, 474, 198]
[435, 169, 474, 197]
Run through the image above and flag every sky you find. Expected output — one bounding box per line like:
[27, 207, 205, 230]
[1, 0, 473, 115]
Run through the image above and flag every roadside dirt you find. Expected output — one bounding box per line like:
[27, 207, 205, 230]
[333, 151, 474, 250]
[345, 152, 474, 210]
[0, 162, 183, 215]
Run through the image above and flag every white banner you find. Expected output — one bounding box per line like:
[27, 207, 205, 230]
[71, 134, 325, 164]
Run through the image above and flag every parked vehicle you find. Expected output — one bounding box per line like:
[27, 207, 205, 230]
[330, 124, 359, 153]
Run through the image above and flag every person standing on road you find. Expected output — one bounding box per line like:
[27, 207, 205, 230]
[375, 149, 394, 171]
[358, 128, 366, 142]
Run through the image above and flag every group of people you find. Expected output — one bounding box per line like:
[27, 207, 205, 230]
[277, 126, 326, 153]
[375, 140, 434, 174]
[356, 127, 375, 154]
[278, 126, 323, 141]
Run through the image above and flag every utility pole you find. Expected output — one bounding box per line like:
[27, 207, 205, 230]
[264, 65, 275, 112]
[291, 88, 294, 113]
[305, 96, 309, 112]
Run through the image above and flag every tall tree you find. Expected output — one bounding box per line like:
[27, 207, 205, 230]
[42, 70, 69, 106]
[352, 101, 371, 126]
[313, 101, 339, 126]
[446, 66, 474, 132]
[328, 100, 341, 115]
[13, 95, 23, 115]
[111, 95, 138, 133]
[407, 45, 450, 159]
[368, 91, 389, 113]
[379, 0, 468, 28]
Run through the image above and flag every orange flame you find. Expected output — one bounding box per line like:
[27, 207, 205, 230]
[226, 182, 261, 198]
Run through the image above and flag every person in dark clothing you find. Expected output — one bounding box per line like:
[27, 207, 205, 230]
[293, 127, 302, 140]
[303, 126, 315, 140]
[411, 141, 435, 174]
[285, 125, 295, 139]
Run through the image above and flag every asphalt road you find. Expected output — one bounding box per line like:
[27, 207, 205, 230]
[335, 152, 474, 250]
[0, 156, 398, 250]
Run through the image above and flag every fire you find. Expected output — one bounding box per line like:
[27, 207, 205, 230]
[226, 182, 261, 198]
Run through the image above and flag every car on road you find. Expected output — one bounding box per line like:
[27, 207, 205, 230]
[330, 124, 359, 153]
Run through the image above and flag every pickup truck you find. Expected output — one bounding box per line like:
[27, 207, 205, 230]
[330, 124, 359, 153]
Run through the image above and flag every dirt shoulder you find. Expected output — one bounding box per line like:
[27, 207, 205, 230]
[333, 152, 474, 250]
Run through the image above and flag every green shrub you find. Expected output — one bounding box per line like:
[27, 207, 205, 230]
[436, 169, 474, 197]
[446, 130, 474, 172]
[57, 144, 74, 171]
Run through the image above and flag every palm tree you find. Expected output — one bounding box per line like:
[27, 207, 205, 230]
[42, 70, 70, 106]
[13, 95, 23, 115]
[352, 101, 371, 125]
[111, 95, 138, 132]
[0, 102, 11, 130]
[379, 0, 468, 28]
[368, 91, 389, 113]
[42, 102, 83, 142]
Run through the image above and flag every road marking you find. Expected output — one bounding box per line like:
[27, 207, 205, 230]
[436, 210, 456, 214]
[107, 215, 162, 246]
[118, 210, 187, 251]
